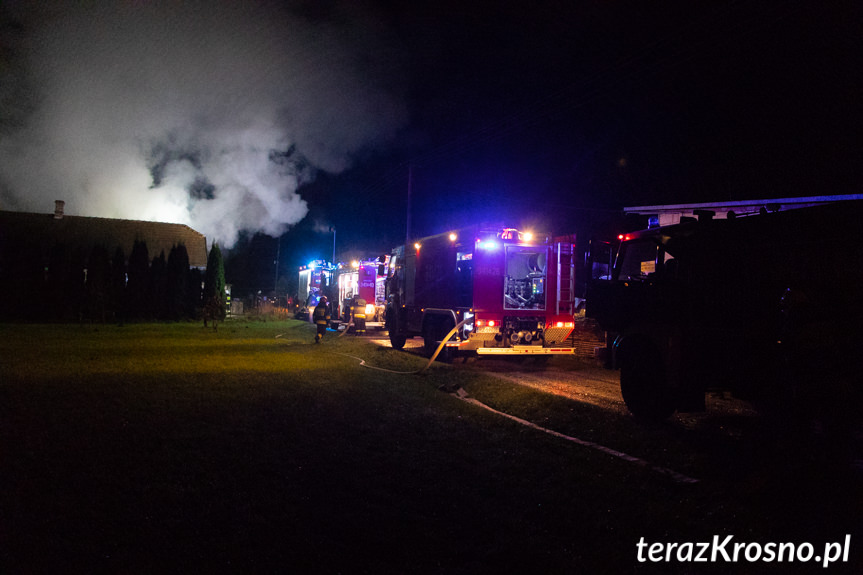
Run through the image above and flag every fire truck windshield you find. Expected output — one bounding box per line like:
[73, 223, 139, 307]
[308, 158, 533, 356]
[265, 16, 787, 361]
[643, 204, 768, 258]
[617, 238, 664, 281]
[504, 245, 546, 310]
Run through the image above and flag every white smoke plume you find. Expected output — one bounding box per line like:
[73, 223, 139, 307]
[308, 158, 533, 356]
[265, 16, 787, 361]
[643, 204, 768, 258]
[312, 220, 336, 234]
[0, 1, 406, 247]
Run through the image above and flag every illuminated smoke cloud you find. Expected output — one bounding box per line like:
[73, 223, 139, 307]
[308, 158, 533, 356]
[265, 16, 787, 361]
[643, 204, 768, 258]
[0, 1, 406, 247]
[312, 220, 336, 234]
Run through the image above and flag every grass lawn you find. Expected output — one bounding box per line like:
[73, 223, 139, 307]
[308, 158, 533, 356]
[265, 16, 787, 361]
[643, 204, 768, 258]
[1, 320, 860, 573]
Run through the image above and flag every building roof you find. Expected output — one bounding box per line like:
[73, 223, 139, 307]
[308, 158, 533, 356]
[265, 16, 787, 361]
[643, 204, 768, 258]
[623, 194, 863, 227]
[0, 209, 208, 268]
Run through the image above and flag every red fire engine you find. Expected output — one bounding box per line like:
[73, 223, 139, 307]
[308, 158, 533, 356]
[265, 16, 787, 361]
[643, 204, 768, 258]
[332, 257, 388, 329]
[297, 260, 335, 319]
[385, 227, 580, 358]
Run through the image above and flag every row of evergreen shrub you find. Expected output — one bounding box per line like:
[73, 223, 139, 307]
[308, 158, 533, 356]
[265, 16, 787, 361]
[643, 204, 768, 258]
[0, 239, 226, 323]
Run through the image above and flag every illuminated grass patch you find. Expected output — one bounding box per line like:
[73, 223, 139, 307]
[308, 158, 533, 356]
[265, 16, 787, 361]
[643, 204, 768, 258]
[1, 320, 857, 573]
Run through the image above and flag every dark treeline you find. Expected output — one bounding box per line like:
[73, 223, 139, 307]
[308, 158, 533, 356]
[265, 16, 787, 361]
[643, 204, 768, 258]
[0, 240, 225, 323]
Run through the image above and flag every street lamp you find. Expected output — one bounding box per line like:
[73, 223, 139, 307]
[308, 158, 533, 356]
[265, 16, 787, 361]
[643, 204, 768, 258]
[274, 235, 281, 295]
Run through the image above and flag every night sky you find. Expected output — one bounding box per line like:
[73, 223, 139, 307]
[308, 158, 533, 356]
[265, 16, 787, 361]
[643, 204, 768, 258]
[1, 1, 860, 294]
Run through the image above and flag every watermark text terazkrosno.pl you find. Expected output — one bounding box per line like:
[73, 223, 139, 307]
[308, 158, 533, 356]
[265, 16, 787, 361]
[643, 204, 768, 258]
[636, 535, 851, 568]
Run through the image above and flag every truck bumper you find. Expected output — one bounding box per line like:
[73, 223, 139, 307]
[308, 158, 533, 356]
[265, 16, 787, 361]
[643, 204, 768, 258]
[476, 346, 576, 355]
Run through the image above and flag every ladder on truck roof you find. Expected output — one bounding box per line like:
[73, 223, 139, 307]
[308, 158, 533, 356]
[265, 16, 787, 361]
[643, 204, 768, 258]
[556, 241, 576, 315]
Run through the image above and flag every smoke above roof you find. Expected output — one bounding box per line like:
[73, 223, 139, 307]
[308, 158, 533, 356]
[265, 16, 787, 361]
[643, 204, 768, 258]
[0, 1, 407, 247]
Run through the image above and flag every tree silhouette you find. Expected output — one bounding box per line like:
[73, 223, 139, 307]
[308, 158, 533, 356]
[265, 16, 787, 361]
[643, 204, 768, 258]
[203, 242, 226, 323]
[166, 244, 191, 320]
[85, 244, 111, 322]
[149, 251, 167, 319]
[127, 239, 149, 320]
[110, 246, 126, 323]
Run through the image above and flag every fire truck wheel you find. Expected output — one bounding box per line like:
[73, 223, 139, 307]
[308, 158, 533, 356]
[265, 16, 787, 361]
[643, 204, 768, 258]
[619, 338, 676, 421]
[389, 332, 406, 350]
[436, 341, 453, 363]
[423, 321, 454, 362]
[423, 324, 437, 357]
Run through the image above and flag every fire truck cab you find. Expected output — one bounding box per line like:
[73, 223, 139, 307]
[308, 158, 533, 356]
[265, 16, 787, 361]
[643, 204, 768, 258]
[385, 227, 580, 358]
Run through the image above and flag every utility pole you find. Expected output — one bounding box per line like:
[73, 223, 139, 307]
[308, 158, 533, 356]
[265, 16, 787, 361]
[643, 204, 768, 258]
[405, 164, 413, 249]
[332, 227, 336, 264]
[274, 234, 281, 295]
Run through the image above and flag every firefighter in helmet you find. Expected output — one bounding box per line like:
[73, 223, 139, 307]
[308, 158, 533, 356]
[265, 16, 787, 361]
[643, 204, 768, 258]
[350, 294, 367, 334]
[313, 295, 330, 343]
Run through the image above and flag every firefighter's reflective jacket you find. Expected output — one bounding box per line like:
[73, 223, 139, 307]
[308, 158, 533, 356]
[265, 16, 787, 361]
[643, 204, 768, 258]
[351, 297, 367, 320]
[313, 302, 330, 325]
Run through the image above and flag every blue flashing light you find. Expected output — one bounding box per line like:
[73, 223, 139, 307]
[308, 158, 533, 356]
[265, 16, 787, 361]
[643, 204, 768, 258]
[308, 261, 316, 270]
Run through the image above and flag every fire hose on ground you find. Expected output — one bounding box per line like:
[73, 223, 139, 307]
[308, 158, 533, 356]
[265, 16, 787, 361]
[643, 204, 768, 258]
[336, 318, 466, 374]
[322, 319, 699, 484]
